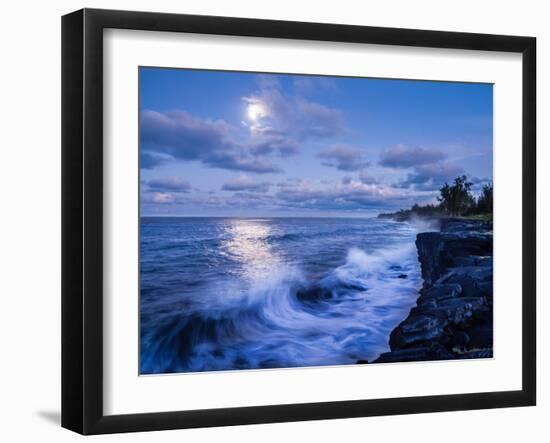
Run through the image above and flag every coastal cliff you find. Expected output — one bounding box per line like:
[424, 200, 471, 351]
[373, 218, 493, 363]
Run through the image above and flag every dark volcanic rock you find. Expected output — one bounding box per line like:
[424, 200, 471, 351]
[452, 256, 493, 267]
[375, 344, 454, 363]
[439, 218, 492, 233]
[389, 313, 448, 349]
[371, 218, 493, 364]
[459, 349, 493, 359]
[416, 231, 492, 286]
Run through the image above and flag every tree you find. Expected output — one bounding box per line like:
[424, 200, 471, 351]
[476, 183, 493, 214]
[381, 175, 493, 220]
[438, 175, 475, 216]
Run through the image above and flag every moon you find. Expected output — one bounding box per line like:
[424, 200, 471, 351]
[247, 103, 264, 121]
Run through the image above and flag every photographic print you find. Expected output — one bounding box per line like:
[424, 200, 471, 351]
[139, 68, 493, 375]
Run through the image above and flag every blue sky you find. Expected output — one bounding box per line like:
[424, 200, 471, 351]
[140, 67, 493, 217]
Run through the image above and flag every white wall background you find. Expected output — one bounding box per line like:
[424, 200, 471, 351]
[0, 0, 546, 441]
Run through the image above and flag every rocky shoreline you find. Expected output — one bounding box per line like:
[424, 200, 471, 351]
[372, 218, 493, 363]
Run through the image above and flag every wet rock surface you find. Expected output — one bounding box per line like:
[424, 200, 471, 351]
[371, 218, 493, 364]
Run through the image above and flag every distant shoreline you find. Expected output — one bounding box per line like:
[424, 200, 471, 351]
[377, 211, 492, 224]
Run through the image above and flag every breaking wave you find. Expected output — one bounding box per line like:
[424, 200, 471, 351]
[140, 236, 421, 374]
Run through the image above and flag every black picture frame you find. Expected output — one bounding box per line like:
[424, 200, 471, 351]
[62, 8, 536, 435]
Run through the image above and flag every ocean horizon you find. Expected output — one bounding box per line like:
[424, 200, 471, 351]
[140, 215, 383, 219]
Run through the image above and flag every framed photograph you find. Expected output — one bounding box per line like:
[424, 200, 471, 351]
[62, 8, 536, 435]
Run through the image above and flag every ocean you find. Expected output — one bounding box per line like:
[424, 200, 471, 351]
[139, 217, 424, 374]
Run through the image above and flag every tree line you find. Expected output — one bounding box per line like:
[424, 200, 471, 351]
[378, 175, 493, 220]
[438, 175, 492, 216]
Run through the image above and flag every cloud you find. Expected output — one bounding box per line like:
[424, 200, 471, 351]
[256, 74, 281, 90]
[147, 176, 191, 193]
[294, 99, 345, 138]
[318, 144, 370, 171]
[286, 177, 302, 183]
[142, 176, 438, 213]
[140, 151, 166, 169]
[378, 145, 462, 191]
[141, 110, 281, 174]
[141, 192, 178, 204]
[141, 77, 347, 175]
[379, 145, 447, 168]
[469, 176, 492, 193]
[274, 179, 424, 211]
[141, 110, 229, 158]
[222, 175, 271, 193]
[399, 162, 464, 190]
[182, 191, 277, 211]
[206, 152, 282, 174]
[292, 76, 335, 96]
[249, 135, 300, 157]
[470, 176, 491, 186]
[358, 169, 379, 184]
[342, 176, 352, 185]
[243, 85, 345, 142]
